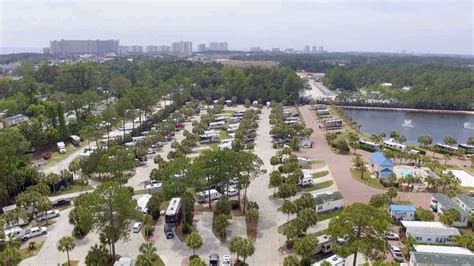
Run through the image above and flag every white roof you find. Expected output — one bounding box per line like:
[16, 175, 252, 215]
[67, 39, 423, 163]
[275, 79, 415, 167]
[401, 221, 448, 228]
[137, 194, 152, 209]
[413, 245, 473, 255]
[448, 170, 474, 187]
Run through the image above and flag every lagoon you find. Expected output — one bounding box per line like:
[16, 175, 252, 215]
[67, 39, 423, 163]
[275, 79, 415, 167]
[343, 109, 474, 144]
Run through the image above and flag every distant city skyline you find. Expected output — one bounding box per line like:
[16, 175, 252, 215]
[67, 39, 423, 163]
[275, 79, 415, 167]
[0, 1, 472, 55]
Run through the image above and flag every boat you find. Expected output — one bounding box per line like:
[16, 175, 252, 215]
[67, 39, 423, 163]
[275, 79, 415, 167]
[464, 122, 474, 130]
[402, 119, 414, 128]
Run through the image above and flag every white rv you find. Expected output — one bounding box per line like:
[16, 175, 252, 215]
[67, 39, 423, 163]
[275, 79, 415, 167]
[57, 142, 66, 153]
[196, 189, 222, 203]
[209, 121, 225, 129]
[299, 176, 314, 187]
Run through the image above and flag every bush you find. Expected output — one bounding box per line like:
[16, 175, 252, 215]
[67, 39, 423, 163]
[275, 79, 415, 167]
[247, 201, 259, 210]
[246, 143, 255, 150]
[182, 223, 193, 234]
[125, 186, 134, 195]
[215, 198, 231, 216]
[144, 225, 154, 238]
[28, 241, 36, 251]
[300, 257, 312, 266]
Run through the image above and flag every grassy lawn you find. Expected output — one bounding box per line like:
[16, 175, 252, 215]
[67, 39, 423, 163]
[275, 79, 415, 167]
[134, 189, 148, 195]
[351, 169, 385, 189]
[301, 181, 334, 192]
[312, 170, 329, 178]
[47, 145, 83, 165]
[20, 241, 44, 260]
[318, 209, 343, 221]
[312, 160, 325, 164]
[459, 228, 474, 237]
[62, 261, 79, 266]
[460, 186, 474, 193]
[155, 256, 165, 266]
[54, 184, 94, 196]
[210, 144, 218, 151]
[219, 130, 229, 140]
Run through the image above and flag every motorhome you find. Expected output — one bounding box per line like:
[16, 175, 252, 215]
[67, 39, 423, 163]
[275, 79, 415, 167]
[199, 134, 219, 144]
[214, 116, 227, 122]
[316, 109, 330, 116]
[383, 139, 406, 151]
[136, 194, 152, 214]
[165, 198, 182, 225]
[359, 139, 380, 150]
[314, 234, 333, 254]
[459, 143, 474, 153]
[145, 182, 162, 193]
[70, 135, 81, 146]
[297, 157, 312, 169]
[435, 143, 459, 153]
[209, 121, 225, 129]
[320, 119, 342, 129]
[57, 142, 66, 153]
[299, 176, 314, 187]
[196, 189, 222, 203]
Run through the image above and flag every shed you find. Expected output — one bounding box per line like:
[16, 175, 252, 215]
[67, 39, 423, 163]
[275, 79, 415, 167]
[369, 152, 394, 179]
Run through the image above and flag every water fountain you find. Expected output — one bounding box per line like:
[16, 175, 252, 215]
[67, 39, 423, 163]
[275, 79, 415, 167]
[402, 119, 414, 128]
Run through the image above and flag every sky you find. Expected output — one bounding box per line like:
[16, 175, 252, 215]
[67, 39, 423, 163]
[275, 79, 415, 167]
[0, 0, 473, 55]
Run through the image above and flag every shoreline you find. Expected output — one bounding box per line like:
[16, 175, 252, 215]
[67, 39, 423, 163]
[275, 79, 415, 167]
[337, 105, 474, 115]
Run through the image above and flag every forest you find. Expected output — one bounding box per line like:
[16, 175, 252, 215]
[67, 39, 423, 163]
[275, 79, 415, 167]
[234, 53, 474, 110]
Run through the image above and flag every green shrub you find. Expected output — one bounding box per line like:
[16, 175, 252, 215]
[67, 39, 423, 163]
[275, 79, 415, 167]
[215, 197, 231, 216]
[182, 223, 192, 234]
[144, 225, 154, 238]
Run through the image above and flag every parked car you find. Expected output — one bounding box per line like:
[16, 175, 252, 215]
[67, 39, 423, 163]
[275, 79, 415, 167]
[209, 253, 219, 266]
[164, 224, 174, 239]
[222, 255, 231, 266]
[22, 227, 47, 241]
[384, 231, 400, 241]
[225, 187, 239, 197]
[36, 210, 60, 222]
[390, 245, 404, 262]
[52, 198, 71, 208]
[132, 222, 142, 233]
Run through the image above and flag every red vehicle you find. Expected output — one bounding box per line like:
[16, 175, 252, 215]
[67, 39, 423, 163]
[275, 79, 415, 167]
[175, 123, 185, 130]
[166, 131, 175, 137]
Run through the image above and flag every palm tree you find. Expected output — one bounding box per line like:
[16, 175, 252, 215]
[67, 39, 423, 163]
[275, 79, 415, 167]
[137, 242, 159, 266]
[443, 153, 451, 166]
[57, 236, 76, 266]
[443, 136, 457, 146]
[360, 163, 368, 179]
[0, 244, 22, 266]
[352, 155, 364, 170]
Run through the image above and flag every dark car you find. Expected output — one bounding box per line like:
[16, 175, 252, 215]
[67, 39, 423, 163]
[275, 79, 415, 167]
[164, 224, 175, 239]
[52, 198, 71, 208]
[209, 253, 219, 266]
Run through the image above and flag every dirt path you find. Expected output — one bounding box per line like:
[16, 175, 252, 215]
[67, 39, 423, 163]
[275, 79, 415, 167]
[298, 106, 431, 208]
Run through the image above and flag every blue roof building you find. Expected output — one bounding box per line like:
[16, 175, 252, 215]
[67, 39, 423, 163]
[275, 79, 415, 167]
[369, 152, 394, 179]
[389, 204, 416, 221]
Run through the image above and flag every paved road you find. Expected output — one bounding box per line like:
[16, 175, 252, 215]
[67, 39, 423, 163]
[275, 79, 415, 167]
[246, 107, 282, 266]
[298, 106, 431, 208]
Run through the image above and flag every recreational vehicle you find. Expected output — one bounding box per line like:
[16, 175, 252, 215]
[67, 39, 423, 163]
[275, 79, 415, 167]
[196, 189, 222, 203]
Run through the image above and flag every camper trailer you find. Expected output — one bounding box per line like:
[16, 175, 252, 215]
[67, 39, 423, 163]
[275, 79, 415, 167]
[297, 157, 312, 169]
[299, 176, 314, 187]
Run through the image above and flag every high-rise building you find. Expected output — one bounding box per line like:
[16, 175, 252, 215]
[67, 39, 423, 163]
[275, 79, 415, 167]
[146, 45, 159, 53]
[50, 39, 119, 56]
[172, 41, 192, 54]
[250, 47, 261, 52]
[157, 45, 171, 53]
[42, 48, 51, 54]
[304, 45, 310, 53]
[318, 46, 324, 52]
[271, 48, 281, 52]
[285, 48, 295, 53]
[311, 46, 317, 53]
[208, 42, 228, 51]
[198, 43, 206, 52]
[129, 45, 144, 54]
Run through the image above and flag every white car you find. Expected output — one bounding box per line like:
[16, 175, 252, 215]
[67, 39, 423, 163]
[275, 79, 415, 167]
[22, 227, 47, 241]
[36, 210, 60, 222]
[384, 231, 400, 240]
[222, 255, 231, 266]
[225, 187, 239, 197]
[390, 245, 404, 262]
[132, 222, 142, 233]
